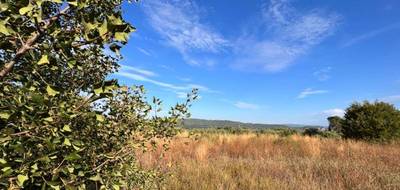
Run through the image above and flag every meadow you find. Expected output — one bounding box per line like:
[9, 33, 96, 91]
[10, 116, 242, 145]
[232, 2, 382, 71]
[138, 131, 400, 190]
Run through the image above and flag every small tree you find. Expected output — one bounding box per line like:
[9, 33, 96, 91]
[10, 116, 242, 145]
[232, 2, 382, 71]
[342, 101, 400, 141]
[327, 116, 343, 133]
[0, 0, 197, 189]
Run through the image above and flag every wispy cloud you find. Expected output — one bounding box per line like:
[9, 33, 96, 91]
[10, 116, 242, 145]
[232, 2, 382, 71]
[234, 101, 260, 110]
[342, 22, 400, 47]
[142, 0, 229, 66]
[136, 47, 152, 56]
[297, 88, 328, 99]
[233, 0, 340, 72]
[322, 108, 345, 117]
[116, 67, 217, 96]
[120, 65, 157, 77]
[313, 67, 332, 81]
[176, 92, 188, 99]
[117, 72, 184, 90]
[380, 95, 400, 103]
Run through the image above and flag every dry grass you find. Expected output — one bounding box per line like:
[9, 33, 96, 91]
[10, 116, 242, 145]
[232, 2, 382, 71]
[137, 133, 400, 190]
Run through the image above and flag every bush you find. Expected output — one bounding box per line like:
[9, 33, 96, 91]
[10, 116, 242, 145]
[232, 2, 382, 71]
[273, 128, 298, 137]
[302, 128, 321, 136]
[342, 101, 400, 141]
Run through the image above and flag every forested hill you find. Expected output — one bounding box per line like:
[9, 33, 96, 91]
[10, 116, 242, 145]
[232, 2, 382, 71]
[181, 119, 322, 129]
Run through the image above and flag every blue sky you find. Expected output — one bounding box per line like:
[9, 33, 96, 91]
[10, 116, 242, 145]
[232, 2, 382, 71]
[112, 0, 400, 125]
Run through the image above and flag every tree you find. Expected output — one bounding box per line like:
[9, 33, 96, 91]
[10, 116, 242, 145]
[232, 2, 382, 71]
[327, 116, 343, 133]
[342, 101, 400, 141]
[0, 0, 197, 189]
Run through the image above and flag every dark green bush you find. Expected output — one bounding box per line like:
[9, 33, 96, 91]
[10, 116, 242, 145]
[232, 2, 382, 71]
[342, 101, 400, 141]
[302, 128, 321, 136]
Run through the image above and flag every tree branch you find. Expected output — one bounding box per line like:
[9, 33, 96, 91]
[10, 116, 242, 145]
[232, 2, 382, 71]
[0, 6, 70, 81]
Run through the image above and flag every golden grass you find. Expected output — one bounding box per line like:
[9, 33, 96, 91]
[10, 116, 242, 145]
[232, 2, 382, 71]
[137, 133, 400, 190]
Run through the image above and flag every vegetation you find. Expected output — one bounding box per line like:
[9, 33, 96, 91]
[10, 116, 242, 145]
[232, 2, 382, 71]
[0, 0, 196, 189]
[1, 0, 398, 189]
[341, 101, 400, 141]
[138, 132, 400, 190]
[327, 116, 343, 133]
[181, 118, 320, 129]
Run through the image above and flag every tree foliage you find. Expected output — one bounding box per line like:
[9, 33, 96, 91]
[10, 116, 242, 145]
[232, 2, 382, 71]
[0, 0, 197, 189]
[327, 116, 343, 133]
[342, 101, 400, 141]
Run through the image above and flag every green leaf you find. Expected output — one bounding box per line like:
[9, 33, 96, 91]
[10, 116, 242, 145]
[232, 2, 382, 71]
[94, 87, 103, 95]
[50, 0, 63, 3]
[1, 166, 11, 172]
[114, 32, 129, 42]
[63, 138, 71, 146]
[17, 174, 29, 187]
[113, 185, 120, 190]
[37, 55, 49, 65]
[108, 15, 124, 25]
[67, 167, 74, 173]
[98, 20, 108, 38]
[50, 185, 60, 190]
[96, 114, 104, 122]
[44, 117, 54, 122]
[0, 112, 10, 119]
[89, 174, 102, 182]
[31, 163, 38, 171]
[67, 60, 76, 68]
[65, 152, 81, 161]
[19, 5, 34, 15]
[38, 155, 51, 163]
[83, 21, 97, 33]
[0, 3, 9, 12]
[0, 158, 7, 164]
[0, 20, 12, 36]
[46, 85, 59, 96]
[67, 1, 78, 6]
[62, 125, 72, 132]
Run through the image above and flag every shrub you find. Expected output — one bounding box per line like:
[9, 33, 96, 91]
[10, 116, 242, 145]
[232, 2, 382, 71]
[342, 101, 400, 141]
[274, 128, 298, 137]
[302, 128, 321, 136]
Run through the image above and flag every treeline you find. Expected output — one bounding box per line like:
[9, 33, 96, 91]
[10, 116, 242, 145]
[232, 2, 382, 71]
[180, 118, 320, 130]
[185, 101, 400, 142]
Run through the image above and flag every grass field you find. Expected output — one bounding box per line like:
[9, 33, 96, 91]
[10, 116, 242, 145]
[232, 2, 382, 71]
[138, 132, 400, 190]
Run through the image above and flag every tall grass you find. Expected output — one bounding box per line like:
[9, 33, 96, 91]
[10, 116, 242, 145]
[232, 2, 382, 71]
[137, 132, 400, 190]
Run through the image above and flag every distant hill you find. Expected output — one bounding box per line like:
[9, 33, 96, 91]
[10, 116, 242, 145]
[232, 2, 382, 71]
[181, 118, 322, 129]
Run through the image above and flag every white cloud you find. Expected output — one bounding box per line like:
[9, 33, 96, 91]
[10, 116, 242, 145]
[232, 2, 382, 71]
[342, 22, 400, 47]
[322, 108, 345, 117]
[142, 0, 229, 66]
[233, 0, 339, 72]
[136, 47, 152, 56]
[313, 67, 332, 81]
[297, 88, 328, 99]
[234, 101, 260, 110]
[380, 95, 400, 103]
[120, 65, 157, 77]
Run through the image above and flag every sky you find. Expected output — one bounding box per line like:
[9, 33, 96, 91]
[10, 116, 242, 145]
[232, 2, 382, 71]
[111, 0, 400, 126]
